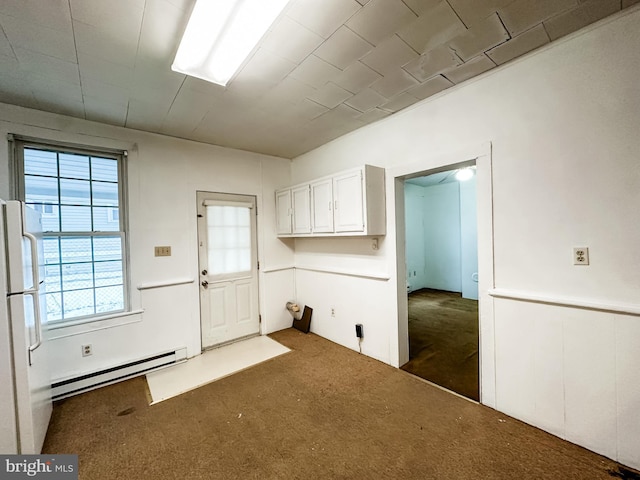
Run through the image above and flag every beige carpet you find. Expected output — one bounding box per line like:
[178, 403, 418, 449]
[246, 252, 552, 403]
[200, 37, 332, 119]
[43, 329, 636, 480]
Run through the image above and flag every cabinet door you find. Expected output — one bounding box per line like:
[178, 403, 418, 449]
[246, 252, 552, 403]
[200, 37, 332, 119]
[333, 170, 364, 232]
[291, 185, 311, 234]
[311, 179, 334, 233]
[275, 189, 292, 235]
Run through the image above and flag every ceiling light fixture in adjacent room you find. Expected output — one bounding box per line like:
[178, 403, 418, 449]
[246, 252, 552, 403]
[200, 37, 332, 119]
[455, 167, 474, 182]
[171, 0, 291, 86]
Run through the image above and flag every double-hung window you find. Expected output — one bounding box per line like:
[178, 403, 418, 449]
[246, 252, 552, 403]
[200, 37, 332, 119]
[13, 138, 128, 326]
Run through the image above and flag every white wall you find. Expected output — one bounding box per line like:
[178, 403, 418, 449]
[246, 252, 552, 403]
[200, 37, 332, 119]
[459, 176, 478, 300]
[0, 103, 295, 382]
[422, 182, 462, 292]
[290, 8, 640, 470]
[404, 183, 426, 292]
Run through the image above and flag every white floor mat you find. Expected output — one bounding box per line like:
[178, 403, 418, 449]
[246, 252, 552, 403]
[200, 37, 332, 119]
[146, 336, 290, 404]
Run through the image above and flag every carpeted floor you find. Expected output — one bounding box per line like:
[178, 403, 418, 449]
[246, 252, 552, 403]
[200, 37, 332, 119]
[42, 329, 634, 480]
[402, 288, 479, 401]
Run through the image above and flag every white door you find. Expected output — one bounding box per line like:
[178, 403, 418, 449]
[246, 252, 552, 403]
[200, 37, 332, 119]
[197, 192, 260, 349]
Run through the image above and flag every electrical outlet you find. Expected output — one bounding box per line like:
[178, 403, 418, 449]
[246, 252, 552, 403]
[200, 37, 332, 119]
[573, 247, 589, 265]
[155, 246, 171, 257]
[82, 344, 92, 357]
[330, 307, 335, 317]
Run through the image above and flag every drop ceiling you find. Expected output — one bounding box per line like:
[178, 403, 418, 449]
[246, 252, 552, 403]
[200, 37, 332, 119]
[0, 0, 632, 159]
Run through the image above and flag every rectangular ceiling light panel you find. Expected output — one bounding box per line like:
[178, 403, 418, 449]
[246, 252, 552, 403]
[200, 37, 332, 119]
[172, 0, 292, 86]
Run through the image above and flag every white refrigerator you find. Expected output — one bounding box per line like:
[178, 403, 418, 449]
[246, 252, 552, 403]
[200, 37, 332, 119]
[0, 200, 52, 454]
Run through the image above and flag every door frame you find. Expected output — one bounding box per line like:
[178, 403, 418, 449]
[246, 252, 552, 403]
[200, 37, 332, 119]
[387, 142, 496, 407]
[196, 191, 261, 351]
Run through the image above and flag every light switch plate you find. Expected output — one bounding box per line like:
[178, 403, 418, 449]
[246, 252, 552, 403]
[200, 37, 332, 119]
[155, 246, 171, 257]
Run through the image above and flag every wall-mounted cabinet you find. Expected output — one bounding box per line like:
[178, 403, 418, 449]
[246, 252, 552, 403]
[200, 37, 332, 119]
[276, 165, 385, 237]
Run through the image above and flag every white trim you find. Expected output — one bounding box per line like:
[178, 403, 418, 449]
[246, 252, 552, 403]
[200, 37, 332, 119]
[137, 278, 195, 290]
[295, 265, 390, 281]
[488, 288, 640, 316]
[261, 265, 295, 273]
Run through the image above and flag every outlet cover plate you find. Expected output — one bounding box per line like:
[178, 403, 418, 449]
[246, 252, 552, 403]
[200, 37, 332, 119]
[573, 247, 589, 265]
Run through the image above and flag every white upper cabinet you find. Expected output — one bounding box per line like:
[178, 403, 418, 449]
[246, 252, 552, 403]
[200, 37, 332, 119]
[275, 188, 292, 235]
[333, 169, 364, 233]
[311, 178, 334, 233]
[276, 165, 385, 237]
[291, 185, 311, 234]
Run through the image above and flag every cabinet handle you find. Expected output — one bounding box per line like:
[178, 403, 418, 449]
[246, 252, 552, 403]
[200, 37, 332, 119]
[334, 200, 338, 210]
[328, 201, 331, 211]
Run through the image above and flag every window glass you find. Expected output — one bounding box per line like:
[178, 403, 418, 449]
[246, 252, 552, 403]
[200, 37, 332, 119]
[20, 145, 127, 324]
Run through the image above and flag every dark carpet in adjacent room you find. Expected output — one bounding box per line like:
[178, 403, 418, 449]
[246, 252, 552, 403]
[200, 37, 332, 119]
[402, 288, 479, 401]
[43, 328, 633, 480]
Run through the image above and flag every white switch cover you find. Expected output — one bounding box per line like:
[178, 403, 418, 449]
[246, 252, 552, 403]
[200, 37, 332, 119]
[573, 247, 589, 265]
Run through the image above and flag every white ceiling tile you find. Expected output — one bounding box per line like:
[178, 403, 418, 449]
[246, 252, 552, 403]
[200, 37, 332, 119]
[14, 48, 80, 86]
[447, 12, 510, 61]
[486, 24, 549, 65]
[344, 88, 387, 112]
[287, 0, 362, 38]
[379, 92, 420, 112]
[498, 0, 578, 36]
[83, 97, 128, 126]
[0, 53, 19, 74]
[73, 21, 138, 68]
[443, 54, 495, 84]
[543, 0, 620, 41]
[0, 14, 77, 62]
[361, 35, 418, 75]
[264, 77, 317, 107]
[261, 16, 324, 64]
[346, 0, 417, 45]
[235, 48, 297, 86]
[125, 99, 170, 131]
[162, 88, 215, 134]
[70, 0, 145, 28]
[447, 0, 517, 27]
[0, 25, 16, 58]
[290, 55, 343, 89]
[307, 82, 353, 109]
[0, 0, 72, 31]
[357, 107, 391, 123]
[314, 26, 374, 69]
[370, 69, 419, 97]
[397, 2, 466, 54]
[78, 53, 134, 89]
[333, 61, 381, 94]
[136, 0, 190, 66]
[31, 77, 83, 103]
[81, 77, 130, 106]
[403, 45, 462, 82]
[407, 74, 453, 99]
[291, 98, 330, 120]
[402, 0, 442, 16]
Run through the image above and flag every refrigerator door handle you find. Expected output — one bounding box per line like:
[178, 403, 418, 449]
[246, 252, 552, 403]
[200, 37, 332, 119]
[23, 230, 43, 364]
[23, 231, 40, 287]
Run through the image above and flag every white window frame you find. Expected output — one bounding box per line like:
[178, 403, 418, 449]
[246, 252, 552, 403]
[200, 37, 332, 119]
[10, 135, 130, 327]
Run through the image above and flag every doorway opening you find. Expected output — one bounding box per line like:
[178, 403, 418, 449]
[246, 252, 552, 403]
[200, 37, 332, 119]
[400, 166, 479, 401]
[196, 191, 260, 351]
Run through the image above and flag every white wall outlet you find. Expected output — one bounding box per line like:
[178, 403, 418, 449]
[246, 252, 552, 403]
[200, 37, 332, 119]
[82, 344, 92, 357]
[371, 238, 379, 250]
[154, 246, 171, 256]
[330, 307, 336, 317]
[573, 247, 589, 265]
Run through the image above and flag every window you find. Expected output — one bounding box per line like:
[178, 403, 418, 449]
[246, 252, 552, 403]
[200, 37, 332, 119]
[13, 138, 128, 325]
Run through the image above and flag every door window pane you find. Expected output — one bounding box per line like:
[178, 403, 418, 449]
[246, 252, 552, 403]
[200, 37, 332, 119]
[206, 205, 251, 275]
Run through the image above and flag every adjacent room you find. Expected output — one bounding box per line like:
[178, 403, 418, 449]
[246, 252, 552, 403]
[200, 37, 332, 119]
[1, 1, 639, 478]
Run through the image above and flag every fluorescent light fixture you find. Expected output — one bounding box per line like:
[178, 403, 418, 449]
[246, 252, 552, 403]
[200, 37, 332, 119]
[455, 167, 474, 181]
[172, 0, 291, 86]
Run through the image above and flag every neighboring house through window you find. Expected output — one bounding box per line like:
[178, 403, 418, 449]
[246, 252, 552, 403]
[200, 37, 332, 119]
[12, 137, 128, 326]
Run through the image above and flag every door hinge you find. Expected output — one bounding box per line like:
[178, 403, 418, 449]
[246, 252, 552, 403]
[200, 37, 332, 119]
[259, 315, 262, 324]
[257, 261, 260, 270]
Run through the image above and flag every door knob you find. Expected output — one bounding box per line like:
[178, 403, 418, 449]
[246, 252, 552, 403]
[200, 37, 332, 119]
[201, 269, 207, 275]
[201, 280, 209, 288]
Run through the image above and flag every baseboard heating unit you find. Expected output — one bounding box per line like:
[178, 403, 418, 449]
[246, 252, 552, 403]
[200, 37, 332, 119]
[51, 347, 188, 401]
